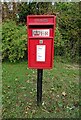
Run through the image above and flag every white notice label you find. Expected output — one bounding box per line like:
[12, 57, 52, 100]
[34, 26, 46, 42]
[37, 45, 46, 62]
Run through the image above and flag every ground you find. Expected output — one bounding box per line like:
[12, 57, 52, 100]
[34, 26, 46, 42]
[2, 57, 79, 118]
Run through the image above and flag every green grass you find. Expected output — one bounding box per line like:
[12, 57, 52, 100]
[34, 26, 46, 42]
[2, 57, 79, 118]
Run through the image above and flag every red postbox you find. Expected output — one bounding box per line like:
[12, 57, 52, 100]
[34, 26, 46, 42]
[27, 15, 56, 69]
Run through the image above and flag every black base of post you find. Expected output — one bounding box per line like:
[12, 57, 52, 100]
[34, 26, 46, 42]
[37, 69, 43, 106]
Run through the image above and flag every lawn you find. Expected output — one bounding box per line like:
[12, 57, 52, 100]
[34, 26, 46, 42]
[2, 57, 79, 118]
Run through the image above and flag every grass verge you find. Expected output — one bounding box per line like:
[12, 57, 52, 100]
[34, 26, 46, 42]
[2, 57, 79, 118]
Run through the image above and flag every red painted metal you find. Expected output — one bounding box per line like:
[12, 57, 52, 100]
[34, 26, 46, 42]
[27, 15, 56, 69]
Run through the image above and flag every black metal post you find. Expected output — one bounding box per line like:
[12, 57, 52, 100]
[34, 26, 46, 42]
[36, 2, 43, 106]
[37, 69, 43, 106]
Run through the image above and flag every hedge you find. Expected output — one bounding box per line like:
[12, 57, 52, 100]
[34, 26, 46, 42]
[2, 20, 65, 62]
[2, 20, 27, 62]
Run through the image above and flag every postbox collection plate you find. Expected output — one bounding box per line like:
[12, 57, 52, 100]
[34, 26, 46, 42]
[32, 29, 49, 37]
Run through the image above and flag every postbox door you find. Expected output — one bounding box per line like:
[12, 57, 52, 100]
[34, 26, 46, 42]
[28, 38, 53, 69]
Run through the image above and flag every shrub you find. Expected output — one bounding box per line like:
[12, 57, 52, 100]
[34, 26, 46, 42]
[2, 20, 27, 62]
[54, 25, 64, 56]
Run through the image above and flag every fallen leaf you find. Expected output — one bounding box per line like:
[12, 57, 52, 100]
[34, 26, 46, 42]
[42, 108, 49, 113]
[25, 111, 28, 114]
[26, 80, 30, 83]
[32, 110, 36, 114]
[42, 102, 45, 106]
[15, 78, 18, 81]
[62, 91, 66, 96]
[7, 86, 10, 88]
[57, 95, 60, 98]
